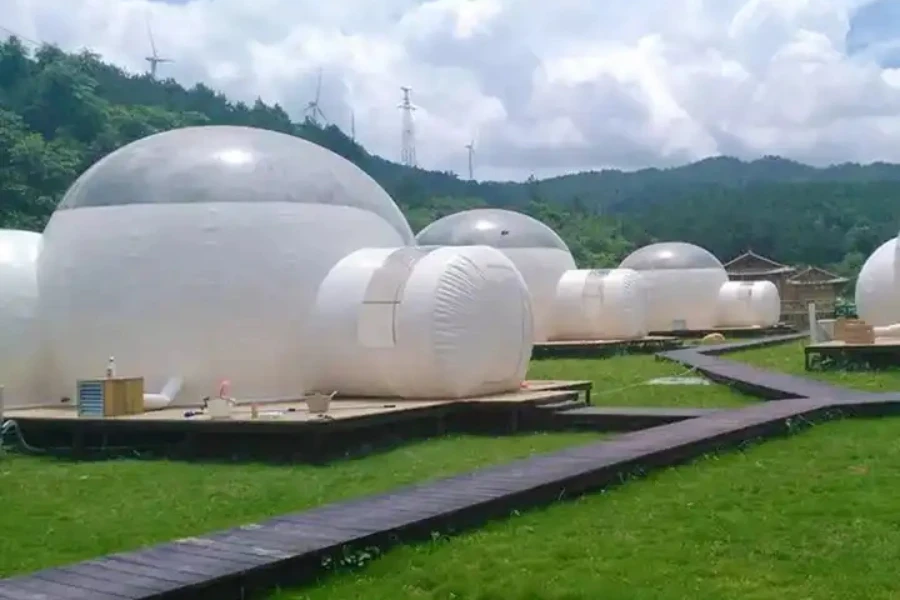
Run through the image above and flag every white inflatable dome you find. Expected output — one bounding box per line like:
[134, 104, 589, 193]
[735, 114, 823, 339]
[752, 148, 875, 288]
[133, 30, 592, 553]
[856, 238, 898, 326]
[619, 242, 727, 332]
[551, 269, 648, 341]
[0, 230, 42, 408]
[715, 281, 781, 328]
[38, 125, 414, 406]
[415, 209, 576, 342]
[309, 245, 534, 399]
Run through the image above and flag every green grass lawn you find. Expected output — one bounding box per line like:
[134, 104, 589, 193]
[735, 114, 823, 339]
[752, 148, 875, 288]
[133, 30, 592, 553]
[0, 432, 598, 576]
[277, 417, 900, 600]
[529, 354, 752, 407]
[732, 340, 900, 393]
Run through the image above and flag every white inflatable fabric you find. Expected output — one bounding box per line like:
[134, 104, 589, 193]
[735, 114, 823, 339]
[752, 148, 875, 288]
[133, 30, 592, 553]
[715, 280, 781, 328]
[415, 208, 576, 342]
[309, 245, 534, 399]
[619, 242, 728, 332]
[551, 268, 648, 340]
[856, 238, 898, 327]
[0, 230, 43, 408]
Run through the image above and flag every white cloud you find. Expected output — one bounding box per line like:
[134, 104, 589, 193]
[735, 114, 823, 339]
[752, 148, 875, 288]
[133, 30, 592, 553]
[3, 0, 900, 180]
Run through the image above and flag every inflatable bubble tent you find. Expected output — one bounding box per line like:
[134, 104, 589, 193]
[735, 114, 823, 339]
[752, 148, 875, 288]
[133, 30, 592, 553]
[715, 281, 781, 328]
[856, 237, 899, 327]
[552, 268, 648, 341]
[0, 230, 43, 408]
[37, 125, 414, 406]
[416, 209, 576, 342]
[309, 245, 534, 398]
[619, 242, 727, 332]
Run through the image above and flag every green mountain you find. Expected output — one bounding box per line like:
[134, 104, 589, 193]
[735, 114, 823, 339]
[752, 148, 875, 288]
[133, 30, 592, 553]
[2, 36, 899, 279]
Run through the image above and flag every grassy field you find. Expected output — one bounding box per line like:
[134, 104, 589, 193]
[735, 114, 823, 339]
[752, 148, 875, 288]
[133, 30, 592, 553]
[0, 432, 599, 576]
[529, 354, 753, 407]
[278, 417, 900, 600]
[732, 340, 900, 393]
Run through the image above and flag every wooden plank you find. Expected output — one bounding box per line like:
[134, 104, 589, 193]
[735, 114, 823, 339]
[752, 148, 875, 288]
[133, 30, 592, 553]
[107, 548, 234, 580]
[205, 528, 331, 556]
[209, 516, 382, 553]
[35, 565, 162, 598]
[173, 536, 293, 562]
[290, 504, 434, 531]
[87, 556, 203, 586]
[275, 503, 449, 539]
[167, 538, 282, 567]
[0, 588, 41, 600]
[234, 518, 368, 547]
[0, 582, 90, 600]
[59, 562, 175, 593]
[0, 575, 126, 600]
[141, 541, 260, 573]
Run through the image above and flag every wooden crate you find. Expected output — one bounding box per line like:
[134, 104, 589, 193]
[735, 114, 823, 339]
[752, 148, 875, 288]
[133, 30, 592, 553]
[77, 377, 145, 417]
[834, 318, 874, 345]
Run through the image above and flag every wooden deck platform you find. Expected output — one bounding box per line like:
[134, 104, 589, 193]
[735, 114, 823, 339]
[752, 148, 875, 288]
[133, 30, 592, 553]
[5, 334, 900, 600]
[650, 324, 796, 339]
[532, 335, 682, 358]
[6, 381, 591, 424]
[804, 339, 900, 370]
[2, 381, 592, 461]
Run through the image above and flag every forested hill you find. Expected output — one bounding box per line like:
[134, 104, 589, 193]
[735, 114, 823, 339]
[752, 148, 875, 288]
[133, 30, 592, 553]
[2, 37, 900, 279]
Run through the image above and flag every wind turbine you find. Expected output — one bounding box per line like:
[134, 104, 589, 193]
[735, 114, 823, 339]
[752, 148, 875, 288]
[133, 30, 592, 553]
[304, 69, 327, 125]
[465, 136, 476, 180]
[145, 18, 172, 79]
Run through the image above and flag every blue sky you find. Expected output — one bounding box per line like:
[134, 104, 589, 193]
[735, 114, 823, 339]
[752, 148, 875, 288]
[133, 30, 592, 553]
[848, 0, 900, 67]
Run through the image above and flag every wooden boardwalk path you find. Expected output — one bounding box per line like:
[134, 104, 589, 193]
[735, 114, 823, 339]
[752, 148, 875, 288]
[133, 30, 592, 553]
[3, 333, 898, 600]
[548, 405, 721, 430]
[658, 333, 861, 400]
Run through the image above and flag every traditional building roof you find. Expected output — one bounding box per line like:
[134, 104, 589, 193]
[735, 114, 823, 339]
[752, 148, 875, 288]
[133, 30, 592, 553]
[786, 266, 849, 286]
[723, 249, 796, 277]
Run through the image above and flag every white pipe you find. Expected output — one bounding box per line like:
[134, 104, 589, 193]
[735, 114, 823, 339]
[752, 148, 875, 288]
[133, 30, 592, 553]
[143, 376, 183, 411]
